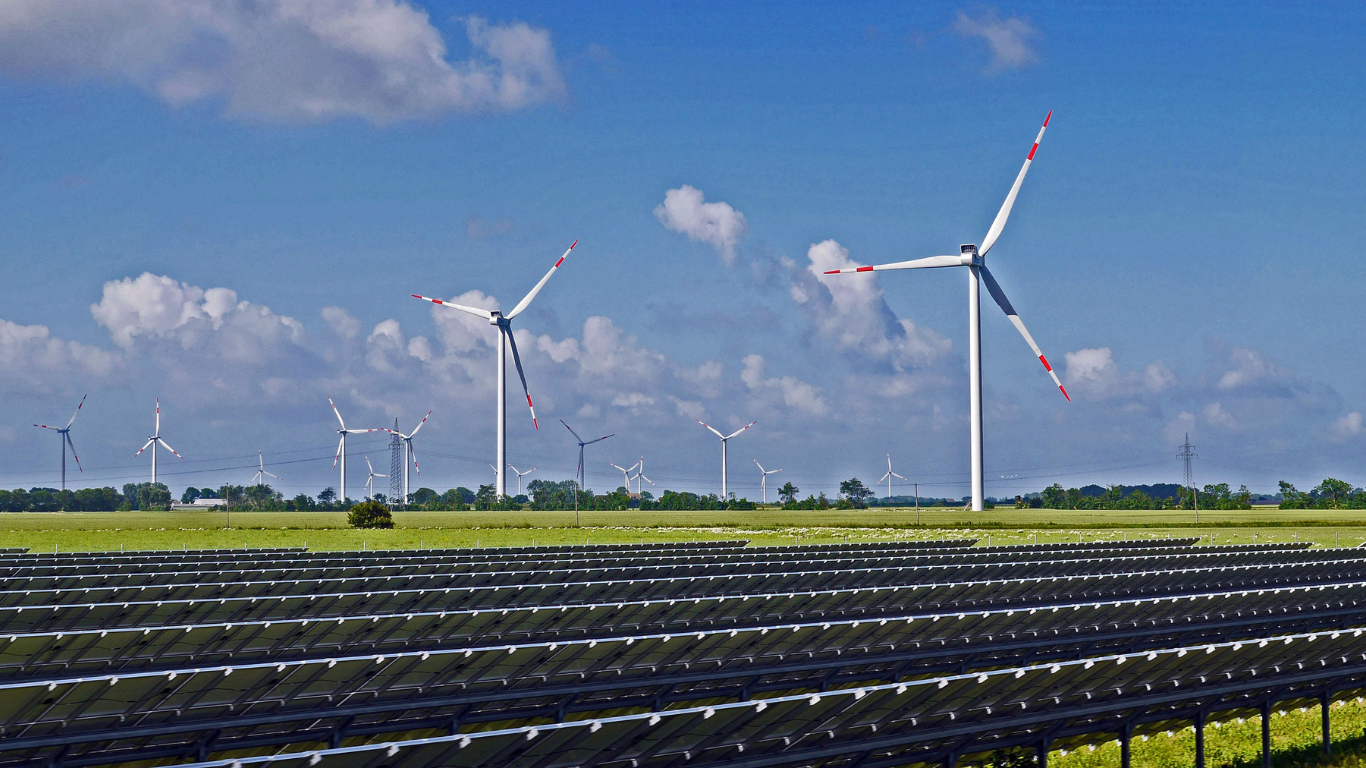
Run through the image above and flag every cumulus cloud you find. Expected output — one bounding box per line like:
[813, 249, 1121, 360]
[1202, 401, 1237, 429]
[1333, 412, 1362, 439]
[1217, 346, 1292, 392]
[0, 2, 565, 123]
[953, 9, 1038, 72]
[654, 185, 748, 264]
[90, 273, 304, 362]
[740, 354, 828, 416]
[1063, 347, 1175, 400]
[0, 319, 120, 394]
[794, 240, 952, 371]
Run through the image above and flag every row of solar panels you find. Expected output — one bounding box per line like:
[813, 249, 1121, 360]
[3, 543, 1366, 766]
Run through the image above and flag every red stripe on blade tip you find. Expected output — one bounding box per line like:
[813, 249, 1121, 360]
[554, 257, 564, 267]
[570, 240, 578, 249]
[1059, 385, 1071, 401]
[1043, 110, 1052, 127]
[856, 266, 874, 272]
[823, 270, 841, 275]
[1039, 355, 1052, 372]
[1027, 143, 1039, 160]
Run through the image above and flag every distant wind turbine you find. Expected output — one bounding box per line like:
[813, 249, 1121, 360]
[754, 459, 782, 504]
[250, 450, 280, 487]
[561, 420, 612, 491]
[823, 111, 1068, 511]
[609, 459, 638, 491]
[134, 398, 183, 485]
[413, 240, 578, 497]
[385, 411, 431, 506]
[879, 454, 907, 501]
[34, 395, 85, 490]
[363, 456, 386, 500]
[328, 396, 382, 504]
[509, 465, 535, 496]
[631, 455, 655, 496]
[694, 417, 756, 499]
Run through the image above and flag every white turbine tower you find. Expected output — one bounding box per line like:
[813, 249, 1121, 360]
[631, 455, 654, 496]
[34, 395, 85, 490]
[328, 396, 382, 504]
[363, 456, 386, 500]
[250, 450, 280, 487]
[385, 411, 431, 506]
[609, 460, 638, 491]
[823, 112, 1069, 512]
[509, 465, 535, 496]
[878, 454, 906, 501]
[135, 398, 183, 484]
[413, 240, 578, 498]
[561, 420, 613, 491]
[753, 459, 782, 504]
[694, 418, 756, 499]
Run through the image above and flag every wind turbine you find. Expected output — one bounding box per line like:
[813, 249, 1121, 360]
[823, 111, 1069, 512]
[609, 459, 638, 491]
[134, 398, 183, 484]
[631, 455, 655, 496]
[753, 459, 782, 504]
[694, 418, 756, 499]
[385, 411, 431, 506]
[413, 240, 578, 498]
[561, 419, 613, 491]
[328, 396, 382, 504]
[34, 395, 85, 490]
[250, 450, 280, 487]
[509, 465, 535, 496]
[878, 454, 906, 501]
[363, 457, 386, 500]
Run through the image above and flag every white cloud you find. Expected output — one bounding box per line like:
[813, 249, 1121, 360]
[952, 9, 1038, 72]
[740, 354, 829, 417]
[1202, 402, 1237, 429]
[321, 306, 362, 339]
[654, 185, 748, 264]
[0, 319, 120, 394]
[1334, 412, 1363, 439]
[1217, 346, 1291, 391]
[0, 2, 565, 123]
[90, 273, 304, 362]
[1063, 347, 1175, 400]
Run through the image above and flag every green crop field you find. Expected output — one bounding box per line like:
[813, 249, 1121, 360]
[4, 507, 1366, 553]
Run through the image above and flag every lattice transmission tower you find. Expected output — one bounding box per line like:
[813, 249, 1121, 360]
[1177, 433, 1198, 521]
[389, 418, 403, 509]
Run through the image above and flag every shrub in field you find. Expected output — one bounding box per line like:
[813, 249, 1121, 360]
[347, 500, 393, 529]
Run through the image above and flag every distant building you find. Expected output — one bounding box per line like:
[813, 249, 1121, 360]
[171, 499, 224, 510]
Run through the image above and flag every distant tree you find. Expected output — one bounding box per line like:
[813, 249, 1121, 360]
[317, 487, 337, 506]
[347, 500, 393, 529]
[777, 482, 799, 504]
[181, 487, 202, 504]
[289, 493, 315, 511]
[474, 484, 498, 510]
[410, 487, 438, 506]
[839, 478, 874, 508]
[1040, 484, 1066, 509]
[1313, 478, 1353, 508]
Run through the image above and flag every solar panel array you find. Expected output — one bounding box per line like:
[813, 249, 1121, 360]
[2, 536, 1363, 768]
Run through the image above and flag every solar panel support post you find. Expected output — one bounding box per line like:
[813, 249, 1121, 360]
[1195, 710, 1206, 768]
[1036, 739, 1048, 768]
[1261, 700, 1272, 768]
[1322, 691, 1331, 755]
[1120, 722, 1132, 768]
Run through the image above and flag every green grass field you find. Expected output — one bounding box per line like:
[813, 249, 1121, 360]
[4, 507, 1366, 552]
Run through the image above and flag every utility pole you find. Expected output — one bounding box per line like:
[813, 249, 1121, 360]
[1178, 434, 1198, 524]
[915, 482, 920, 527]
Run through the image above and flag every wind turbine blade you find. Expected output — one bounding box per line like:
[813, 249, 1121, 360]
[66, 433, 83, 472]
[264, 471, 281, 480]
[408, 440, 421, 475]
[585, 434, 614, 445]
[411, 296, 494, 319]
[327, 396, 347, 430]
[34, 424, 60, 431]
[333, 436, 344, 468]
[724, 420, 758, 440]
[155, 398, 160, 434]
[891, 472, 907, 480]
[408, 410, 432, 437]
[754, 459, 765, 472]
[157, 438, 183, 459]
[366, 456, 375, 473]
[135, 439, 154, 457]
[694, 418, 725, 439]
[66, 394, 86, 429]
[505, 329, 538, 429]
[980, 110, 1051, 257]
[506, 241, 577, 320]
[823, 254, 963, 275]
[639, 474, 655, 486]
[609, 463, 628, 473]
[880, 471, 892, 482]
[559, 419, 584, 443]
[979, 265, 1070, 401]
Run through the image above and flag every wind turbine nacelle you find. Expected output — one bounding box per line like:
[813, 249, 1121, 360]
[960, 244, 982, 266]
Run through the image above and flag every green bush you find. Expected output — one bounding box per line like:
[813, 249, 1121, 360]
[347, 500, 393, 529]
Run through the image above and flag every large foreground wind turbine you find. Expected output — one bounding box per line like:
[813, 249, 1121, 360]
[562, 419, 612, 491]
[413, 241, 577, 497]
[694, 418, 756, 499]
[135, 398, 183, 485]
[385, 411, 431, 506]
[329, 397, 382, 504]
[824, 111, 1069, 512]
[34, 395, 85, 490]
[754, 459, 782, 504]
[878, 454, 906, 501]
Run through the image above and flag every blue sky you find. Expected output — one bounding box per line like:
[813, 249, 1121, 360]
[1, 1, 1363, 501]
